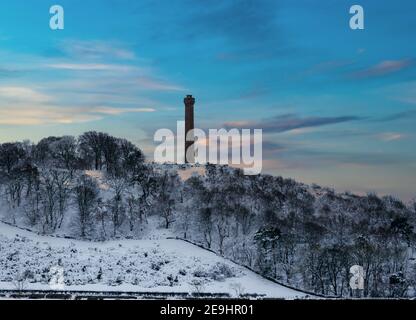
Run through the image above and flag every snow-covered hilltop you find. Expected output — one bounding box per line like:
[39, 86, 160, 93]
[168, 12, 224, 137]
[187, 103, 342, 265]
[1, 132, 415, 298]
[0, 220, 306, 299]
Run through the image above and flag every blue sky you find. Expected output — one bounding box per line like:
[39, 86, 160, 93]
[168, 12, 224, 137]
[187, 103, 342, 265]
[0, 0, 415, 199]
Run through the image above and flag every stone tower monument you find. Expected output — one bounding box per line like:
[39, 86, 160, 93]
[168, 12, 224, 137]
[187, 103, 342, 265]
[184, 95, 195, 163]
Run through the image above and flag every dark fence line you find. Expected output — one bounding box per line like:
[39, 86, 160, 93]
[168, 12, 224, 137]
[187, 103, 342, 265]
[168, 237, 334, 299]
[0, 289, 274, 300]
[0, 219, 79, 240]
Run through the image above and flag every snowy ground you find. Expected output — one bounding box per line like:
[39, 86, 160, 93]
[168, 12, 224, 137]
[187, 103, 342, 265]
[0, 221, 307, 299]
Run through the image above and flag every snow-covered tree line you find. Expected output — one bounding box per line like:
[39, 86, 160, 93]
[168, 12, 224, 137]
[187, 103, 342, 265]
[178, 165, 416, 298]
[1, 133, 416, 298]
[0, 132, 146, 235]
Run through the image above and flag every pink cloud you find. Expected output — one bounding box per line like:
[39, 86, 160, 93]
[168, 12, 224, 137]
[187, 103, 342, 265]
[351, 59, 414, 78]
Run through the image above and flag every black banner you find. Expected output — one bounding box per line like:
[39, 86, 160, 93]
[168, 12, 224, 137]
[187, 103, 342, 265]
[1, 299, 415, 319]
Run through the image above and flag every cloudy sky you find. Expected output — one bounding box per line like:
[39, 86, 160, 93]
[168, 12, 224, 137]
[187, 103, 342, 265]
[0, 0, 415, 200]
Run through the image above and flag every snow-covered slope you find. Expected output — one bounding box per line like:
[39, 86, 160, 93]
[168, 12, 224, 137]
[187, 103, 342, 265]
[0, 221, 307, 299]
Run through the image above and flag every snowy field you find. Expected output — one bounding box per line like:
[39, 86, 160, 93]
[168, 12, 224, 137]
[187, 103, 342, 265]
[0, 221, 307, 299]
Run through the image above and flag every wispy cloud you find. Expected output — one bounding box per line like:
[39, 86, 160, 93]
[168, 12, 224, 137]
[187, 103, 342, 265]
[377, 132, 406, 142]
[93, 106, 155, 115]
[0, 105, 156, 125]
[58, 40, 136, 60]
[350, 59, 414, 79]
[225, 113, 362, 133]
[276, 147, 409, 168]
[295, 60, 355, 80]
[44, 43, 184, 92]
[136, 77, 185, 91]
[45, 63, 137, 72]
[0, 86, 50, 103]
[0, 106, 101, 125]
[379, 81, 416, 105]
[0, 86, 156, 125]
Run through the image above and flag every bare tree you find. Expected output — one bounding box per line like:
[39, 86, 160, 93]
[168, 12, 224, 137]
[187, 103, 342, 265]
[107, 175, 129, 236]
[79, 131, 107, 170]
[154, 172, 180, 229]
[13, 269, 34, 291]
[74, 175, 99, 238]
[51, 169, 72, 229]
[50, 136, 78, 173]
[0, 142, 27, 174]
